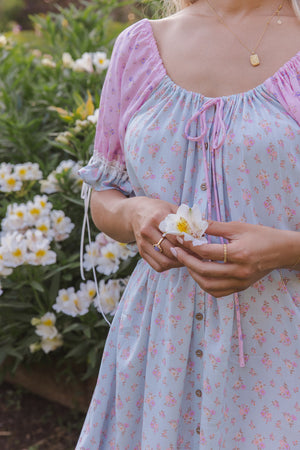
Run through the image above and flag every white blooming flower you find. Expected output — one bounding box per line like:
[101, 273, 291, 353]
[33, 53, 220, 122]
[0, 173, 22, 192]
[0, 247, 13, 276]
[77, 280, 97, 303]
[83, 241, 101, 271]
[92, 52, 110, 73]
[62, 52, 74, 68]
[25, 230, 56, 266]
[87, 108, 99, 124]
[1, 231, 27, 267]
[159, 204, 208, 245]
[32, 312, 58, 339]
[95, 279, 122, 315]
[0, 35, 8, 47]
[117, 242, 138, 260]
[26, 195, 52, 225]
[96, 242, 122, 276]
[73, 52, 94, 73]
[95, 232, 114, 246]
[29, 342, 41, 353]
[35, 217, 54, 239]
[2, 203, 29, 232]
[51, 210, 74, 241]
[74, 119, 90, 134]
[14, 162, 42, 181]
[40, 175, 59, 194]
[0, 281, 3, 296]
[55, 131, 72, 145]
[53, 287, 89, 317]
[41, 57, 56, 68]
[40, 334, 63, 353]
[0, 163, 12, 179]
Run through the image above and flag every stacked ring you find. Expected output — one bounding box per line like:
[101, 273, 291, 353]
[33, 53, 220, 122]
[153, 233, 166, 253]
[223, 243, 228, 263]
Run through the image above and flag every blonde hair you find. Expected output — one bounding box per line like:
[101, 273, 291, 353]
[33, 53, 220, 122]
[164, 0, 300, 18]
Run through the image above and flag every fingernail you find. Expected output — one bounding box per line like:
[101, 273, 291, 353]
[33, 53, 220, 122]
[177, 236, 183, 244]
[170, 247, 178, 258]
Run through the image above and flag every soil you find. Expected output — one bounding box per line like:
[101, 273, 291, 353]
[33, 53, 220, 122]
[0, 382, 85, 450]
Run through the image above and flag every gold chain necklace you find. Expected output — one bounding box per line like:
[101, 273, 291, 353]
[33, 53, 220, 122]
[206, 0, 286, 67]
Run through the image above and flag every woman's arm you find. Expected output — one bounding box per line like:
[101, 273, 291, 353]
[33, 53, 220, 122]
[170, 221, 300, 297]
[90, 189, 182, 272]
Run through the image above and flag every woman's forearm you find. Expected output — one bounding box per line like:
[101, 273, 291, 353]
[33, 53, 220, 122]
[90, 189, 141, 243]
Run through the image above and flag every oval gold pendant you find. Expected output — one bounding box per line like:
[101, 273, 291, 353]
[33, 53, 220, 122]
[250, 53, 260, 67]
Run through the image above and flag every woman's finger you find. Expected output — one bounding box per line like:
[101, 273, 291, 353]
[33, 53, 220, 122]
[205, 220, 241, 239]
[177, 239, 228, 262]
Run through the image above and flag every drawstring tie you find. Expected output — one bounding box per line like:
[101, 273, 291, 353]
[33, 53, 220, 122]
[185, 98, 245, 368]
[80, 181, 111, 326]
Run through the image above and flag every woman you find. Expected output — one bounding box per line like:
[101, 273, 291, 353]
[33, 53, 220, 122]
[77, 0, 300, 448]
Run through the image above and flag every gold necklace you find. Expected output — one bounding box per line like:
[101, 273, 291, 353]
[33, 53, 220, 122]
[206, 0, 286, 67]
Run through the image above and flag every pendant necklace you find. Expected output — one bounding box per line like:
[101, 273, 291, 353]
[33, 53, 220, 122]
[206, 0, 286, 67]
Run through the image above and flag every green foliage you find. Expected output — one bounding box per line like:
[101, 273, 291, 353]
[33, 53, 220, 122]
[0, 0, 143, 382]
[0, 0, 24, 32]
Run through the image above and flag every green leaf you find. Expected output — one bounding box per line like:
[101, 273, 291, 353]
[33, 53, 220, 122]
[30, 280, 45, 293]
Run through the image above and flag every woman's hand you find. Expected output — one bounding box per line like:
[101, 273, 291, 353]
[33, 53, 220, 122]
[126, 196, 183, 272]
[170, 221, 299, 297]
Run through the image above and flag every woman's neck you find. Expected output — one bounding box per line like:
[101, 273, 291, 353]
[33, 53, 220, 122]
[203, 0, 283, 16]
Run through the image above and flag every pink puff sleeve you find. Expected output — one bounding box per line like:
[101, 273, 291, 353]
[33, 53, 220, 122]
[265, 52, 300, 126]
[78, 19, 166, 196]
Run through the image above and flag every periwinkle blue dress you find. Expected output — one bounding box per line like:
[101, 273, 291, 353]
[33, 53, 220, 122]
[77, 19, 300, 449]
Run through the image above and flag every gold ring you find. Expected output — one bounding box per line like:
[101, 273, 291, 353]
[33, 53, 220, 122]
[223, 243, 228, 263]
[153, 234, 166, 253]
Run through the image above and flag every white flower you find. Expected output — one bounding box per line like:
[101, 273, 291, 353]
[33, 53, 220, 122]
[0, 173, 22, 192]
[2, 203, 29, 232]
[26, 195, 52, 225]
[96, 242, 121, 276]
[14, 162, 42, 181]
[95, 279, 122, 315]
[32, 312, 58, 339]
[159, 204, 208, 245]
[41, 57, 56, 68]
[77, 280, 97, 303]
[1, 231, 27, 267]
[73, 52, 94, 73]
[117, 242, 138, 260]
[51, 210, 74, 241]
[95, 232, 115, 246]
[62, 52, 74, 68]
[0, 163, 12, 179]
[0, 35, 8, 47]
[87, 108, 99, 124]
[55, 131, 72, 145]
[25, 230, 56, 266]
[40, 334, 63, 353]
[53, 287, 89, 317]
[0, 247, 13, 276]
[83, 241, 101, 271]
[35, 217, 54, 239]
[29, 342, 41, 353]
[56, 159, 76, 174]
[40, 175, 59, 194]
[73, 119, 90, 134]
[0, 281, 3, 296]
[92, 52, 110, 73]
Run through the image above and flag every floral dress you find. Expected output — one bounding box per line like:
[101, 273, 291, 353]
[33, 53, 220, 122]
[77, 19, 300, 450]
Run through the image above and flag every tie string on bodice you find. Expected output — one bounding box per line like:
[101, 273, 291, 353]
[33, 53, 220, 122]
[184, 98, 245, 368]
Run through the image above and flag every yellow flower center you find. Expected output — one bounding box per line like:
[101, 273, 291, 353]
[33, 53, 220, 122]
[30, 207, 40, 215]
[37, 224, 48, 232]
[176, 217, 190, 234]
[16, 211, 24, 218]
[19, 168, 26, 176]
[43, 319, 53, 326]
[0, 254, 3, 260]
[36, 249, 46, 258]
[62, 294, 69, 302]
[105, 251, 115, 259]
[56, 216, 63, 224]
[13, 248, 22, 258]
[88, 289, 96, 298]
[98, 58, 104, 65]
[7, 177, 16, 186]
[40, 201, 46, 208]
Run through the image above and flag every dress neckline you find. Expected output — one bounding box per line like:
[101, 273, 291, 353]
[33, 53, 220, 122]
[143, 18, 300, 101]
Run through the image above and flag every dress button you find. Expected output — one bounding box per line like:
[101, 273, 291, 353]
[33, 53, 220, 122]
[195, 312, 204, 321]
[196, 426, 201, 435]
[200, 183, 207, 191]
[204, 142, 208, 150]
[196, 389, 202, 398]
[196, 349, 203, 358]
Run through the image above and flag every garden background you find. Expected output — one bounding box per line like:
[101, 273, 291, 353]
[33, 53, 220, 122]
[0, 0, 161, 448]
